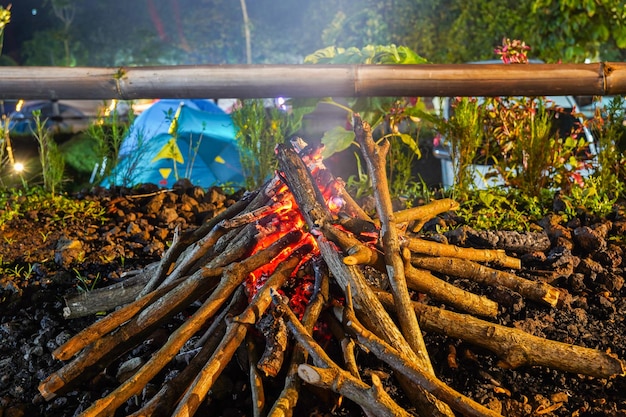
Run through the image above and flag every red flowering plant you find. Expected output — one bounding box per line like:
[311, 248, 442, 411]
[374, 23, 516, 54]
[431, 38, 593, 197]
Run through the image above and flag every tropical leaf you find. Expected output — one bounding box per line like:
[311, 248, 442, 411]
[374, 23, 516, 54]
[320, 126, 356, 158]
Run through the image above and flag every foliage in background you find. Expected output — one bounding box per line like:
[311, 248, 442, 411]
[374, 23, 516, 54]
[589, 95, 626, 200]
[483, 96, 591, 196]
[426, 97, 486, 194]
[7, 0, 623, 68]
[31, 110, 65, 194]
[0, 3, 10, 56]
[530, 0, 626, 62]
[296, 44, 427, 202]
[231, 99, 308, 189]
[86, 105, 133, 185]
[424, 39, 593, 199]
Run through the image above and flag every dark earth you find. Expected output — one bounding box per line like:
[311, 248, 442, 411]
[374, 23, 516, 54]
[1, 180, 625, 417]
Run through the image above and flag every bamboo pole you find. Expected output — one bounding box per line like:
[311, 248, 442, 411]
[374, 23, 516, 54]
[1, 63, 625, 100]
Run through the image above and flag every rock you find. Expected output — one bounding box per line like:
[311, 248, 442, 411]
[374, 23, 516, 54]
[116, 357, 145, 383]
[54, 237, 85, 268]
[573, 225, 607, 253]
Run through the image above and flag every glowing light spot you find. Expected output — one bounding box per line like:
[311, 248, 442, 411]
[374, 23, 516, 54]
[14, 162, 24, 173]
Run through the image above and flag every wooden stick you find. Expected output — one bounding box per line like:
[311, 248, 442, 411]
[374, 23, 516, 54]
[405, 236, 521, 269]
[321, 222, 383, 269]
[376, 291, 626, 379]
[267, 258, 329, 417]
[247, 334, 266, 417]
[410, 255, 562, 307]
[54, 275, 189, 361]
[339, 304, 502, 417]
[128, 287, 247, 417]
[403, 250, 499, 318]
[170, 242, 308, 417]
[271, 289, 413, 417]
[378, 198, 460, 232]
[62, 263, 156, 318]
[39, 265, 224, 400]
[353, 116, 438, 377]
[76, 231, 304, 417]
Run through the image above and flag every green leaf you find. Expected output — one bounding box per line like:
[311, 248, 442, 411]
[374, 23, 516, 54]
[321, 126, 356, 158]
[398, 133, 421, 157]
[289, 98, 321, 116]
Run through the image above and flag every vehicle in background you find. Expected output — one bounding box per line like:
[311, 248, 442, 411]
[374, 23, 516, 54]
[6, 99, 131, 135]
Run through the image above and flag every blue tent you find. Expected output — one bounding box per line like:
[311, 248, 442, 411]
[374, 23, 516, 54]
[102, 99, 246, 189]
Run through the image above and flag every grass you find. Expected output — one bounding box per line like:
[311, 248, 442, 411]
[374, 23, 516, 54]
[0, 187, 107, 229]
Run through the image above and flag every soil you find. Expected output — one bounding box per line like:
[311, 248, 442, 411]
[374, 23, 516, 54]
[1, 181, 625, 417]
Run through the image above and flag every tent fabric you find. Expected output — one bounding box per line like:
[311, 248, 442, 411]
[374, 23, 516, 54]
[102, 99, 246, 189]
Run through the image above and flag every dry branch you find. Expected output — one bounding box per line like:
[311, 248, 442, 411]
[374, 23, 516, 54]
[76, 231, 304, 417]
[405, 236, 521, 269]
[170, 246, 308, 417]
[353, 115, 437, 378]
[338, 304, 502, 417]
[40, 264, 225, 400]
[376, 291, 626, 379]
[380, 198, 460, 232]
[410, 255, 562, 307]
[128, 287, 246, 417]
[271, 289, 413, 417]
[403, 250, 499, 318]
[62, 264, 154, 318]
[54, 275, 188, 361]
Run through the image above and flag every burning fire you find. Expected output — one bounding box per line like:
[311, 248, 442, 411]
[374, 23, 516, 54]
[244, 143, 347, 316]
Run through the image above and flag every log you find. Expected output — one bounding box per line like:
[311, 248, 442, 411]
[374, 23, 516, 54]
[403, 250, 499, 318]
[405, 236, 521, 269]
[410, 255, 562, 307]
[376, 291, 626, 379]
[62, 264, 154, 318]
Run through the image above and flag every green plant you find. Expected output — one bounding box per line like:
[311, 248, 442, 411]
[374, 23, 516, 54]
[31, 110, 65, 194]
[231, 99, 305, 189]
[482, 96, 590, 196]
[86, 102, 133, 184]
[295, 44, 427, 200]
[590, 95, 626, 200]
[73, 269, 101, 292]
[453, 188, 549, 231]
[0, 187, 107, 229]
[557, 175, 618, 220]
[427, 97, 486, 196]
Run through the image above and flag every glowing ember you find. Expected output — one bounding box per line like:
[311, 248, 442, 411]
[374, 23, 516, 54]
[244, 144, 347, 311]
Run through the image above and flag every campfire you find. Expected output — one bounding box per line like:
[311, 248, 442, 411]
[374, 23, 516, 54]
[38, 115, 625, 417]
